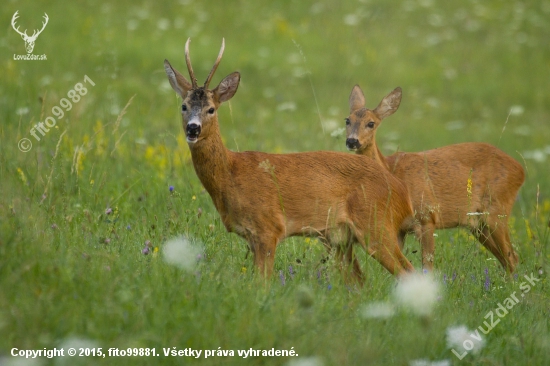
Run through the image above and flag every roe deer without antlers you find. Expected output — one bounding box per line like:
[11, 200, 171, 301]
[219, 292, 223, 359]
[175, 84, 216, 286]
[163, 39, 417, 281]
[345, 85, 525, 272]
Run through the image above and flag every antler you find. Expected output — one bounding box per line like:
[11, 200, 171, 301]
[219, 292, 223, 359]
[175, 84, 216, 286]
[11, 11, 48, 40]
[11, 11, 28, 38]
[204, 38, 225, 89]
[185, 38, 198, 88]
[31, 13, 49, 39]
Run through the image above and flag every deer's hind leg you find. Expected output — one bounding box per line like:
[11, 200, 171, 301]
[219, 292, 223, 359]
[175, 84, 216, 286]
[354, 226, 413, 276]
[328, 227, 364, 284]
[419, 222, 436, 272]
[472, 191, 519, 273]
[473, 216, 518, 273]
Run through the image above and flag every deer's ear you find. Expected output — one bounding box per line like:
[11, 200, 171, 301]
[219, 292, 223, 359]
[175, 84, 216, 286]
[213, 72, 240, 103]
[164, 60, 192, 97]
[374, 87, 402, 120]
[349, 85, 366, 113]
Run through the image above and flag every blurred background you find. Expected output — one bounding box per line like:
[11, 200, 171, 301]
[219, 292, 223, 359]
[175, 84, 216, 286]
[2, 0, 549, 196]
[1, 1, 549, 363]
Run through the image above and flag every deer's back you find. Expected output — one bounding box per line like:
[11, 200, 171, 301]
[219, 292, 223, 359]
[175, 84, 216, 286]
[386, 142, 524, 226]
[225, 150, 413, 237]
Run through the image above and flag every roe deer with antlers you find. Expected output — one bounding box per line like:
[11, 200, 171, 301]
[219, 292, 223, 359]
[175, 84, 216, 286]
[164, 39, 417, 281]
[345, 85, 524, 272]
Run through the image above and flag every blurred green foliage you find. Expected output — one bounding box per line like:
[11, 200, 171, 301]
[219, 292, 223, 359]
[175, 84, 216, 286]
[0, 0, 548, 365]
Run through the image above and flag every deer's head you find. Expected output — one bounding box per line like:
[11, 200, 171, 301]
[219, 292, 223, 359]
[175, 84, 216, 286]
[346, 85, 402, 153]
[164, 39, 240, 146]
[11, 11, 49, 54]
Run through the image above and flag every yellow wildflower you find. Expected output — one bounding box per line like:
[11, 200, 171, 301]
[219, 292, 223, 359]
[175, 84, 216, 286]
[525, 219, 533, 240]
[16, 168, 27, 184]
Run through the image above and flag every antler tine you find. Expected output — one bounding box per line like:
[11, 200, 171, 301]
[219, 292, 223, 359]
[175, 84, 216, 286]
[204, 38, 225, 89]
[185, 38, 198, 88]
[11, 10, 19, 24]
[11, 11, 26, 36]
[33, 13, 49, 37]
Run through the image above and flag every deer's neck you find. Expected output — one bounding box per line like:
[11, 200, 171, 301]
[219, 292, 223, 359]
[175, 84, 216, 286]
[361, 141, 390, 171]
[190, 126, 232, 209]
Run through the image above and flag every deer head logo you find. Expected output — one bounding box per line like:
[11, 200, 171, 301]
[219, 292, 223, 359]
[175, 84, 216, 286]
[11, 11, 49, 54]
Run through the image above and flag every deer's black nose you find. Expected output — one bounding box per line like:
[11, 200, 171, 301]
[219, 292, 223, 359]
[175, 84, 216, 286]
[346, 138, 361, 150]
[186, 123, 201, 137]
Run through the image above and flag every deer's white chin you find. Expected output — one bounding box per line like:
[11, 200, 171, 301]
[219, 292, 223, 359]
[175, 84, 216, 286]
[186, 136, 199, 145]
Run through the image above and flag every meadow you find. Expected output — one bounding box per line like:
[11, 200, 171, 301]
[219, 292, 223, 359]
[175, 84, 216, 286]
[0, 0, 549, 365]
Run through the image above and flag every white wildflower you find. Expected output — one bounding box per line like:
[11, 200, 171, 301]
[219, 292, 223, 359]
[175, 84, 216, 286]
[286, 357, 323, 366]
[162, 236, 203, 271]
[15, 107, 30, 116]
[156, 18, 170, 31]
[322, 119, 339, 131]
[56, 337, 100, 365]
[445, 121, 464, 131]
[277, 102, 297, 112]
[446, 325, 485, 355]
[361, 301, 395, 319]
[394, 272, 440, 316]
[0, 357, 44, 366]
[344, 14, 360, 26]
[509, 105, 524, 116]
[410, 360, 451, 366]
[330, 127, 345, 138]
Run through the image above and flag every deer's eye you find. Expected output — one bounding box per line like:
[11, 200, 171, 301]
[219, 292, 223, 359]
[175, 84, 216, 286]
[182, 105, 187, 112]
[367, 121, 375, 128]
[345, 118, 351, 126]
[208, 107, 215, 114]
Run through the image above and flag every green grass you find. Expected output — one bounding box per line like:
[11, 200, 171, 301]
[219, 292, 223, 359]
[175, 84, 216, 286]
[1, 0, 549, 365]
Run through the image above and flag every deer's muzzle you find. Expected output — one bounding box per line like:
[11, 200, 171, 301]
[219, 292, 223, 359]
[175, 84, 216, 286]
[186, 123, 201, 143]
[346, 138, 361, 151]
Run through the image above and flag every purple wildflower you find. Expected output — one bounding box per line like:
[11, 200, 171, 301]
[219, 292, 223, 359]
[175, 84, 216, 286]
[126, 225, 131, 230]
[169, 186, 174, 192]
[289, 265, 295, 279]
[142, 247, 150, 255]
[484, 268, 490, 291]
[105, 208, 112, 215]
[279, 270, 285, 286]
